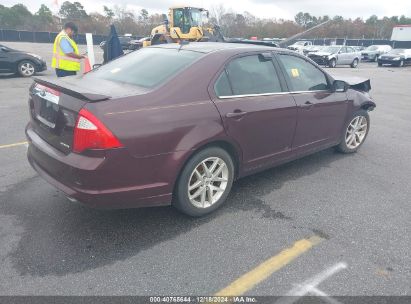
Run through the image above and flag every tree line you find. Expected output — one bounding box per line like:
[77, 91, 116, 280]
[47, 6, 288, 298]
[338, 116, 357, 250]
[1, 2, 411, 39]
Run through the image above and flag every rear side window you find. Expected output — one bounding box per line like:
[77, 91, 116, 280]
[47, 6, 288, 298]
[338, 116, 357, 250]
[214, 70, 232, 97]
[221, 55, 282, 96]
[88, 47, 203, 88]
[277, 54, 329, 92]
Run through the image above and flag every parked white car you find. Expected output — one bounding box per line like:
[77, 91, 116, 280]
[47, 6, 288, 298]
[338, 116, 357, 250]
[288, 41, 313, 53]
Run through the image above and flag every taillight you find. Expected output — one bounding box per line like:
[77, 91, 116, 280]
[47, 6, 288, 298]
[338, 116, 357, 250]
[73, 109, 123, 153]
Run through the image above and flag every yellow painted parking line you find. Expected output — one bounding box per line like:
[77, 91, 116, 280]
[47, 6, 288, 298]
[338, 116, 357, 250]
[0, 141, 28, 149]
[215, 235, 324, 296]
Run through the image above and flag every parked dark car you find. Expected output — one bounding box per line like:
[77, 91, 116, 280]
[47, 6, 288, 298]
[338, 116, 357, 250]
[377, 48, 411, 67]
[99, 36, 134, 50]
[0, 44, 47, 77]
[26, 43, 375, 216]
[128, 37, 150, 50]
[308, 45, 361, 68]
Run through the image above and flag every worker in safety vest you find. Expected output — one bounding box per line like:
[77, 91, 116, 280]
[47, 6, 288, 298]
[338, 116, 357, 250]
[52, 22, 85, 77]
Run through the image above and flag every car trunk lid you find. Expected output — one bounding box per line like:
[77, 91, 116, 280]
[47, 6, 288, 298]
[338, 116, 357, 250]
[29, 75, 149, 154]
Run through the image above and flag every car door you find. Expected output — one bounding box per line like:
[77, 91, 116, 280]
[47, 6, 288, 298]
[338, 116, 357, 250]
[0, 46, 13, 72]
[337, 47, 350, 64]
[275, 52, 349, 154]
[346, 47, 357, 62]
[211, 53, 298, 172]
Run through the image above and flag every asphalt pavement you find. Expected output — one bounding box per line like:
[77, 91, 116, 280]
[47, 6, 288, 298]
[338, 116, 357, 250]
[0, 42, 410, 298]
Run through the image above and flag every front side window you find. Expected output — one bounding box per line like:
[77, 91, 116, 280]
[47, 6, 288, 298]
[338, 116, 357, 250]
[277, 54, 329, 92]
[220, 54, 282, 96]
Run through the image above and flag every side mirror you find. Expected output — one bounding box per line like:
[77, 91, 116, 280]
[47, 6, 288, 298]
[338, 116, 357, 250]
[332, 80, 349, 93]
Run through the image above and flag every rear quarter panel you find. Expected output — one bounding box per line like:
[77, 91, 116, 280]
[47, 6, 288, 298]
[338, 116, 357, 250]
[84, 52, 232, 192]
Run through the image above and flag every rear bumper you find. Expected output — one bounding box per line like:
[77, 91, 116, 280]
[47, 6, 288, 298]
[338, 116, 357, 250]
[361, 54, 377, 61]
[26, 125, 173, 209]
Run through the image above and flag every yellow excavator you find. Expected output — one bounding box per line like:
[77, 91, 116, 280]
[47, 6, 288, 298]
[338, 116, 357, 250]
[142, 6, 331, 48]
[143, 6, 224, 47]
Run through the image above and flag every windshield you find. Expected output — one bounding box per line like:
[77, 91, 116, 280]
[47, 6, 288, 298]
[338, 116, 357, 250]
[294, 41, 306, 45]
[322, 46, 341, 53]
[365, 46, 378, 51]
[87, 47, 203, 88]
[173, 8, 203, 34]
[388, 49, 405, 55]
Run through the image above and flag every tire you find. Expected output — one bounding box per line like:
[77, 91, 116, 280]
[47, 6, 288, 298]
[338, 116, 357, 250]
[17, 60, 36, 77]
[328, 58, 336, 68]
[336, 110, 370, 154]
[350, 58, 359, 68]
[374, 55, 379, 62]
[173, 147, 234, 217]
[378, 62, 382, 67]
[398, 60, 404, 67]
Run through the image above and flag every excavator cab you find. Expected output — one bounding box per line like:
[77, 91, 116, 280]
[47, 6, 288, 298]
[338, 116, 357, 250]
[144, 6, 216, 46]
[169, 7, 208, 40]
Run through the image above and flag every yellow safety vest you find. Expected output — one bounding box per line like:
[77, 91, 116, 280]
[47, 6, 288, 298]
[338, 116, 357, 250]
[51, 31, 81, 71]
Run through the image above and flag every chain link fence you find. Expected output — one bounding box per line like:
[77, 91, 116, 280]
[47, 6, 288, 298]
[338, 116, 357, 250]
[0, 29, 106, 45]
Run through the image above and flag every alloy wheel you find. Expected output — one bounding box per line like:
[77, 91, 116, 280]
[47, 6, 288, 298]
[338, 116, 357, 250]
[20, 62, 35, 76]
[187, 157, 229, 209]
[345, 116, 368, 149]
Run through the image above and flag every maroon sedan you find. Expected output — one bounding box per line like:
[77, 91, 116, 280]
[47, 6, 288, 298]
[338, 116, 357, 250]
[26, 43, 375, 216]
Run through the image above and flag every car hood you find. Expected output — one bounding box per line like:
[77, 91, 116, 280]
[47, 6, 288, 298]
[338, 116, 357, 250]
[381, 54, 404, 58]
[310, 51, 332, 56]
[335, 76, 371, 92]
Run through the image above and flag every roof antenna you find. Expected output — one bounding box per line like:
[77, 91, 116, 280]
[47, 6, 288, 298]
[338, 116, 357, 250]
[174, 29, 189, 51]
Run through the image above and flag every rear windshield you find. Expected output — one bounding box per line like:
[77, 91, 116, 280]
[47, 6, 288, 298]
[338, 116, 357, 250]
[88, 47, 203, 88]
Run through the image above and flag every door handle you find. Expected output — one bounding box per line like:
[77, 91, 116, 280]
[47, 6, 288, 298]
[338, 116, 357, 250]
[226, 110, 248, 118]
[300, 101, 314, 109]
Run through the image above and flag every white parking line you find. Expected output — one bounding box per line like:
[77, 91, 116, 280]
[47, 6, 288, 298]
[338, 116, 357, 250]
[275, 262, 347, 304]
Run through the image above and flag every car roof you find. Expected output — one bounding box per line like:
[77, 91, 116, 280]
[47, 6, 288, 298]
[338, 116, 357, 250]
[151, 42, 285, 54]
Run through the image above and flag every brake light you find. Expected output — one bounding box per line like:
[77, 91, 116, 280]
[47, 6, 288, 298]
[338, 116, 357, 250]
[73, 109, 123, 153]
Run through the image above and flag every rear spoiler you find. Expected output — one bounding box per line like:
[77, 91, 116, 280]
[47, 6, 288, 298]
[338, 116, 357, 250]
[33, 77, 111, 102]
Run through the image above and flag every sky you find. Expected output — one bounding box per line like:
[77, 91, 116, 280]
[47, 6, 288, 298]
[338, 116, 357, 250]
[2, 0, 411, 20]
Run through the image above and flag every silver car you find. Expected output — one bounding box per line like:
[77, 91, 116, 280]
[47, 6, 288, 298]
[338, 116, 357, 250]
[307, 45, 361, 68]
[361, 45, 392, 62]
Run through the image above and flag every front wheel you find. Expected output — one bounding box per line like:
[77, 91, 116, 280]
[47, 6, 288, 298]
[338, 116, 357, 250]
[350, 58, 359, 68]
[336, 110, 370, 154]
[328, 58, 337, 68]
[398, 60, 404, 67]
[173, 147, 234, 217]
[17, 60, 36, 77]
